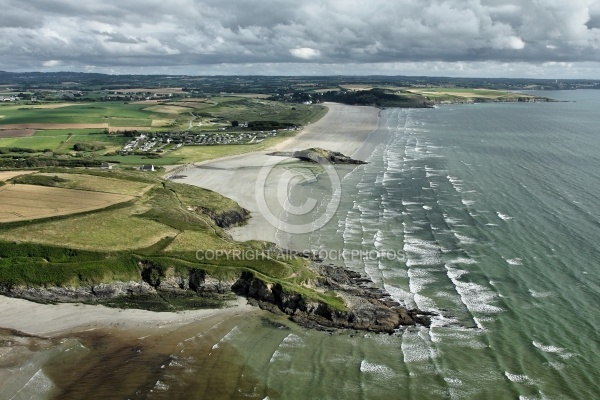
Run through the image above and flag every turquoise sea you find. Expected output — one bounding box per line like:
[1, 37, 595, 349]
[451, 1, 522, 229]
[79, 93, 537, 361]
[3, 90, 599, 399]
[300, 89, 600, 399]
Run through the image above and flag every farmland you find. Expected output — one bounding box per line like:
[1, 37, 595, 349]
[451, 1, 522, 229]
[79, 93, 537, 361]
[0, 95, 327, 168]
[405, 87, 539, 102]
[0, 168, 340, 311]
[0, 72, 562, 312]
[0, 183, 134, 223]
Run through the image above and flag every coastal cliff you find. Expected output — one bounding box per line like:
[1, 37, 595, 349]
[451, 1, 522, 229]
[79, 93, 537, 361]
[232, 265, 435, 333]
[0, 260, 434, 333]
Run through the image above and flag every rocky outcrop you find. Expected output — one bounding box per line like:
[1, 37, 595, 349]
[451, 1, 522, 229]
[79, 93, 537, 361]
[268, 148, 367, 165]
[232, 266, 436, 333]
[211, 208, 251, 229]
[195, 206, 250, 229]
[0, 281, 155, 304]
[0, 260, 435, 333]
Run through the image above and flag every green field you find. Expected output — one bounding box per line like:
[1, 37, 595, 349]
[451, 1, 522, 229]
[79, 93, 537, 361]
[0, 103, 157, 125]
[0, 129, 127, 151]
[0, 169, 343, 310]
[406, 87, 534, 102]
[0, 97, 327, 168]
[198, 98, 327, 125]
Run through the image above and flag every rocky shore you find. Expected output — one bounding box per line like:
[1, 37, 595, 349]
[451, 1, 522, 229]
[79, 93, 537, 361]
[268, 147, 367, 165]
[232, 264, 436, 333]
[0, 257, 435, 334]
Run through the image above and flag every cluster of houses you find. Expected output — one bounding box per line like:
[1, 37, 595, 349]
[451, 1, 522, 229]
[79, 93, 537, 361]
[0, 95, 19, 102]
[119, 130, 281, 154]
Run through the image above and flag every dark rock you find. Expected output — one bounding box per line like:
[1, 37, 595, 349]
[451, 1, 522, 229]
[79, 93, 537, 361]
[230, 266, 434, 333]
[268, 148, 367, 165]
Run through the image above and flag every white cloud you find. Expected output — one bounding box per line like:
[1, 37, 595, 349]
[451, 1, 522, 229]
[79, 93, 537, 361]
[0, 0, 599, 77]
[42, 60, 64, 67]
[289, 47, 320, 59]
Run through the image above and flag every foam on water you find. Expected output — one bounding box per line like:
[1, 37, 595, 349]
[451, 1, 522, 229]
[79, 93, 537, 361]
[532, 341, 565, 354]
[401, 329, 438, 363]
[384, 283, 415, 308]
[497, 212, 513, 221]
[359, 360, 395, 378]
[504, 371, 533, 384]
[454, 233, 477, 245]
[529, 289, 552, 298]
[506, 258, 523, 266]
[445, 264, 504, 323]
[280, 333, 305, 348]
[152, 380, 170, 392]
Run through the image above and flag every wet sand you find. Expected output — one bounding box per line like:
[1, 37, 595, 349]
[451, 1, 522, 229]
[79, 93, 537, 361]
[0, 296, 251, 337]
[0, 103, 380, 398]
[178, 103, 380, 244]
[0, 298, 269, 399]
[0, 103, 379, 340]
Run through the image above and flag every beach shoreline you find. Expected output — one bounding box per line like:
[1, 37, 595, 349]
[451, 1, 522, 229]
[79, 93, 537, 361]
[177, 103, 381, 245]
[0, 295, 253, 337]
[0, 103, 380, 339]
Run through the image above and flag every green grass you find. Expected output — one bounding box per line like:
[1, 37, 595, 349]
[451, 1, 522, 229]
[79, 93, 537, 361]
[100, 154, 184, 166]
[0, 167, 344, 312]
[0, 102, 158, 125]
[0, 242, 140, 287]
[199, 97, 327, 125]
[0, 130, 127, 152]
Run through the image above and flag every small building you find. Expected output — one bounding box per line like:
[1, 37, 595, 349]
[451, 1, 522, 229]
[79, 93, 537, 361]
[140, 164, 155, 172]
[101, 162, 114, 170]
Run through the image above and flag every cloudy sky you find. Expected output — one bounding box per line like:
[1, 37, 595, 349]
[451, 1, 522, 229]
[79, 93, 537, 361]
[1, 0, 600, 78]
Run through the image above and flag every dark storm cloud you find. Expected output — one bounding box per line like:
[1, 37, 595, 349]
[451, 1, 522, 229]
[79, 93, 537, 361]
[0, 0, 599, 75]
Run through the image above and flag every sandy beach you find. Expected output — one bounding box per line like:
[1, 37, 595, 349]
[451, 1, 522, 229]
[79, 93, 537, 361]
[0, 103, 380, 398]
[0, 103, 379, 336]
[0, 103, 380, 397]
[178, 103, 380, 244]
[0, 296, 252, 337]
[0, 103, 379, 337]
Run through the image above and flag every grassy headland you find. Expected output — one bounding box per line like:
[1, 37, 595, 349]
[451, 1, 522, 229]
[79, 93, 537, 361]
[0, 169, 341, 311]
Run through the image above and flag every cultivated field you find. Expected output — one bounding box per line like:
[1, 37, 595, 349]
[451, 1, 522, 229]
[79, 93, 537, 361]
[112, 87, 184, 94]
[0, 171, 36, 181]
[406, 87, 529, 100]
[144, 105, 193, 114]
[0, 129, 35, 137]
[23, 103, 89, 110]
[0, 205, 178, 251]
[0, 184, 134, 223]
[151, 119, 176, 127]
[339, 84, 373, 91]
[34, 173, 155, 196]
[0, 129, 127, 151]
[0, 123, 108, 129]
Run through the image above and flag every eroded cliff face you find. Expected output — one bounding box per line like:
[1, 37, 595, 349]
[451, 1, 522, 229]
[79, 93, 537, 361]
[195, 206, 250, 229]
[231, 267, 435, 333]
[0, 262, 435, 333]
[0, 281, 155, 304]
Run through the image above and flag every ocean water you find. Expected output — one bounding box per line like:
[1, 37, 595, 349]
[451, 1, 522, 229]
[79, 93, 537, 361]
[302, 90, 600, 399]
[4, 90, 600, 399]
